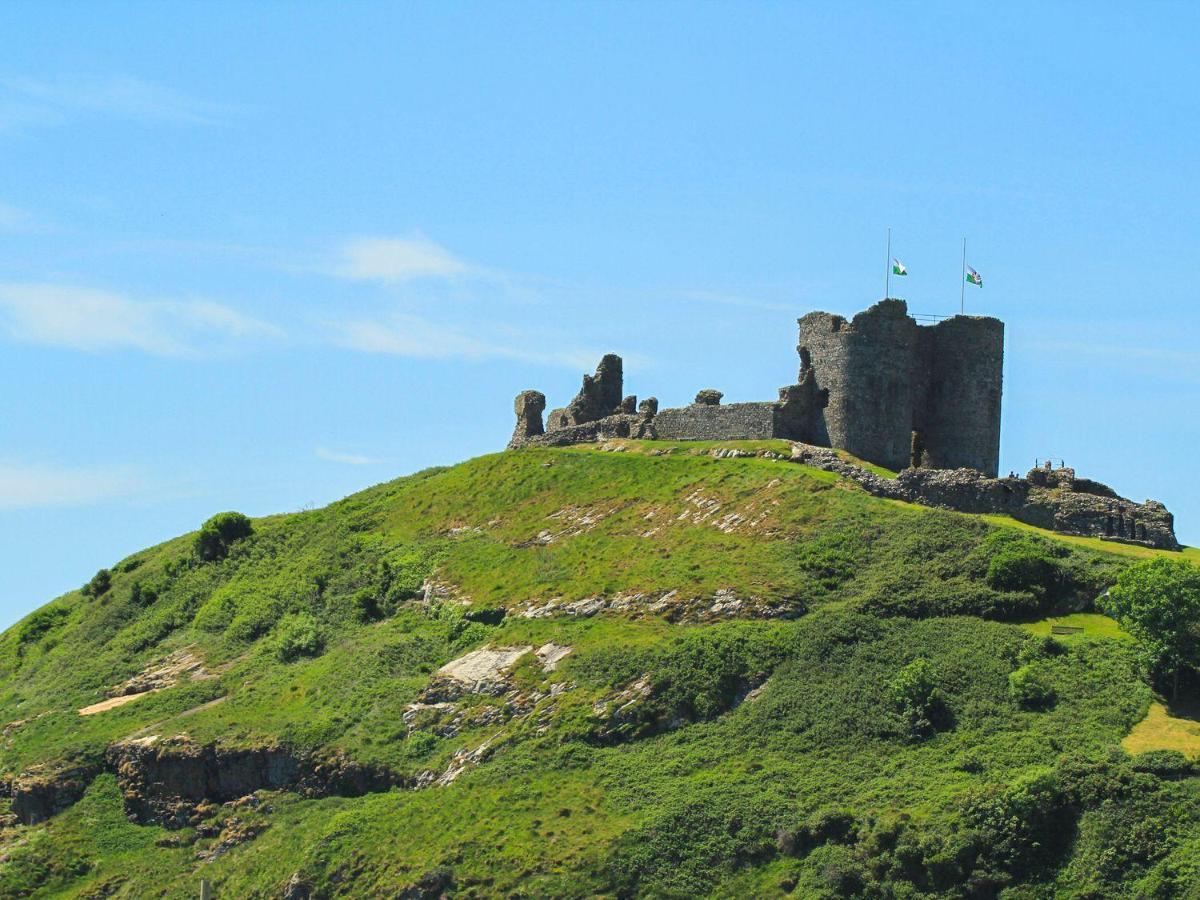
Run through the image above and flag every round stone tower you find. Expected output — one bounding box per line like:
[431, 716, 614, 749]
[913, 315, 1004, 476]
[798, 299, 1004, 476]
[797, 299, 920, 472]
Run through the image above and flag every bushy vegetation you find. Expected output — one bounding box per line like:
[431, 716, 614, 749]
[0, 442, 1195, 898]
[1105, 557, 1200, 699]
[194, 510, 253, 562]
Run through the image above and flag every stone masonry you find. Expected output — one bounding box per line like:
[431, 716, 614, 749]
[509, 299, 1001, 475]
[504, 298, 1179, 548]
[797, 299, 1003, 475]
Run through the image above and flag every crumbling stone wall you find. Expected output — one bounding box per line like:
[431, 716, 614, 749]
[789, 444, 1178, 550]
[546, 354, 624, 429]
[654, 401, 779, 441]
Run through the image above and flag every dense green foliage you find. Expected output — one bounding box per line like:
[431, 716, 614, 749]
[0, 441, 1195, 898]
[1105, 558, 1200, 699]
[194, 510, 254, 562]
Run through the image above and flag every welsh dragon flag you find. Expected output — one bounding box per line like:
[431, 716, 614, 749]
[891, 259, 907, 276]
[966, 266, 983, 286]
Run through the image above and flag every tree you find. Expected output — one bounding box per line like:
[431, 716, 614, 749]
[194, 511, 253, 562]
[1105, 559, 1200, 699]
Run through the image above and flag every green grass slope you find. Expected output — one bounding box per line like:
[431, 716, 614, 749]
[0, 441, 1197, 898]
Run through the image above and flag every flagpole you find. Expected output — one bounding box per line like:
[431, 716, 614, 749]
[886, 227, 891, 300]
[959, 237, 966, 315]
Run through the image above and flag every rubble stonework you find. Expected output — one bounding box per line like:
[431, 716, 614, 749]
[504, 299, 1179, 548]
[510, 390, 546, 445]
[788, 445, 1178, 550]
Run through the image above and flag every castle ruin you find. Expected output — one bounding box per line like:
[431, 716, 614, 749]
[510, 299, 1002, 475]
[507, 298, 1178, 550]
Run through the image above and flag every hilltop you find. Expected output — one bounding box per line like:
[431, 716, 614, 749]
[1, 440, 1199, 898]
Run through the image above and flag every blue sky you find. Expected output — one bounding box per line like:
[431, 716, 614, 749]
[1, 2, 1197, 629]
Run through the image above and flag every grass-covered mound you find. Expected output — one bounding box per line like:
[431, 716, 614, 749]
[0, 441, 1196, 898]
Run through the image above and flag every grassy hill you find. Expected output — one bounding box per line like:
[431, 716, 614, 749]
[1, 440, 1198, 898]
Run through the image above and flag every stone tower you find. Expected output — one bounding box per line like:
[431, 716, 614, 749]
[797, 299, 1003, 476]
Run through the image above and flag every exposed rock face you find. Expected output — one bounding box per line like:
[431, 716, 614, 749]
[788, 444, 1179, 550]
[106, 736, 399, 828]
[8, 762, 102, 825]
[508, 390, 546, 448]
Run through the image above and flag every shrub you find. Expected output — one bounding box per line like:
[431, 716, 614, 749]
[195, 511, 253, 562]
[888, 657, 949, 739]
[81, 568, 112, 598]
[1129, 750, 1193, 779]
[963, 769, 1075, 874]
[986, 542, 1062, 598]
[1009, 665, 1056, 709]
[463, 606, 506, 626]
[17, 606, 70, 647]
[270, 612, 325, 662]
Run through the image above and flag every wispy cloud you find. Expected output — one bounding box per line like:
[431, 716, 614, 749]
[678, 289, 794, 313]
[0, 461, 143, 509]
[315, 447, 384, 466]
[0, 283, 281, 356]
[0, 201, 48, 234]
[1, 76, 230, 126]
[333, 236, 469, 283]
[336, 312, 599, 370]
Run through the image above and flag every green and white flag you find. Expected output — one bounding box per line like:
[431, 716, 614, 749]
[891, 258, 907, 276]
[966, 266, 983, 287]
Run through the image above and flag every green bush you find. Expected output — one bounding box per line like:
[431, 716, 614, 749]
[1104, 558, 1200, 699]
[195, 511, 253, 562]
[1129, 750, 1194, 779]
[1009, 665, 1056, 709]
[81, 568, 112, 598]
[270, 612, 325, 662]
[17, 606, 70, 647]
[986, 541, 1062, 598]
[888, 657, 949, 739]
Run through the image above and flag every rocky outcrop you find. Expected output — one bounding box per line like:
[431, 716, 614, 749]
[8, 762, 103, 825]
[788, 444, 1179, 550]
[106, 736, 400, 828]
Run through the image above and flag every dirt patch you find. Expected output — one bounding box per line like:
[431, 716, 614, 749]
[79, 648, 215, 716]
[79, 693, 150, 716]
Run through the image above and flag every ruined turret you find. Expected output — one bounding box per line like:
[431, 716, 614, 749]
[508, 390, 546, 449]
